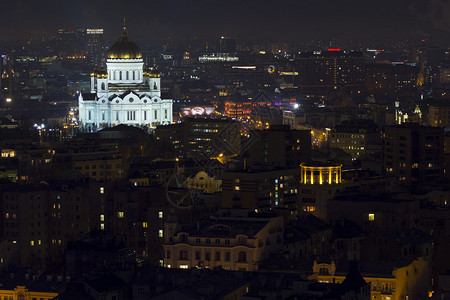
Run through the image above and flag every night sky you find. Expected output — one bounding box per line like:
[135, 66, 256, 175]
[1, 0, 450, 43]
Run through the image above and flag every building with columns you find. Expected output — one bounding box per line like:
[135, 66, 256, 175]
[78, 23, 173, 132]
[299, 163, 343, 220]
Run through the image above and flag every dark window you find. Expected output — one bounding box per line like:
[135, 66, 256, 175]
[238, 251, 246, 262]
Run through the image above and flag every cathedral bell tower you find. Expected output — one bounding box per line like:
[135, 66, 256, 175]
[148, 66, 161, 97]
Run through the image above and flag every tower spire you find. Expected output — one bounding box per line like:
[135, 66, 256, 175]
[123, 17, 126, 31]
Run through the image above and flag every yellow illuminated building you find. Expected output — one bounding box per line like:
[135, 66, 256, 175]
[1, 149, 15, 158]
[299, 163, 343, 220]
[163, 216, 284, 271]
[312, 257, 430, 300]
[0, 286, 57, 300]
[187, 171, 222, 194]
[300, 164, 342, 185]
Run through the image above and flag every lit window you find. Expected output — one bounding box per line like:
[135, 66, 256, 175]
[101, 223, 105, 230]
[38, 240, 41, 245]
[117, 211, 124, 218]
[30, 241, 34, 246]
[179, 265, 189, 269]
[100, 214, 104, 222]
[159, 211, 163, 219]
[159, 230, 164, 237]
[143, 222, 148, 228]
[100, 187, 104, 194]
[368, 213, 375, 221]
[234, 186, 240, 191]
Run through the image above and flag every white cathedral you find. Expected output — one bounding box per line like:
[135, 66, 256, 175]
[78, 23, 173, 132]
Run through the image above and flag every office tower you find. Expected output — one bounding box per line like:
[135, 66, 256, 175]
[383, 124, 444, 185]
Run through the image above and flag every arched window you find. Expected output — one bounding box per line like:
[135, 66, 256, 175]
[238, 251, 246, 262]
[154, 82, 157, 90]
[319, 267, 329, 275]
[119, 71, 122, 80]
[126, 71, 129, 80]
[133, 71, 135, 80]
[101, 82, 105, 90]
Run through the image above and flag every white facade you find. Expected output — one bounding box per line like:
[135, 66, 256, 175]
[78, 30, 172, 132]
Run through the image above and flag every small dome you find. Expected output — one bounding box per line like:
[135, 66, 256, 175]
[96, 68, 108, 79]
[143, 65, 152, 77]
[107, 28, 142, 60]
[90, 67, 99, 77]
[149, 66, 160, 78]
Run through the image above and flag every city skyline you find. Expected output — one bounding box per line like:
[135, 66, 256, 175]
[2, 0, 450, 43]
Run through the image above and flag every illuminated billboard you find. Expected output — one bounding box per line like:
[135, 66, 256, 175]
[181, 106, 215, 116]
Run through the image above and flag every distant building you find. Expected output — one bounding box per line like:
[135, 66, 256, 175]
[366, 62, 419, 97]
[219, 36, 237, 53]
[187, 171, 222, 193]
[299, 162, 343, 220]
[221, 168, 299, 211]
[78, 22, 173, 131]
[0, 272, 61, 300]
[427, 102, 450, 128]
[162, 213, 284, 271]
[244, 125, 311, 169]
[313, 257, 430, 300]
[383, 124, 444, 185]
[0, 182, 91, 270]
[329, 119, 379, 159]
[296, 50, 366, 94]
[327, 193, 420, 233]
[155, 117, 240, 159]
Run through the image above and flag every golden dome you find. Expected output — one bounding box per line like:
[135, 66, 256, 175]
[96, 68, 108, 79]
[149, 66, 160, 78]
[90, 67, 98, 77]
[107, 25, 142, 59]
[143, 65, 152, 77]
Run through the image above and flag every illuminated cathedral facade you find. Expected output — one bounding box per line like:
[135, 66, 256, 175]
[78, 23, 173, 131]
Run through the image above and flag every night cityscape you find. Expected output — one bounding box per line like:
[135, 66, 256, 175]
[1, 1, 450, 299]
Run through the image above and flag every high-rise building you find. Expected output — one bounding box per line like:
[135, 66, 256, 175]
[78, 23, 173, 132]
[366, 62, 419, 97]
[155, 117, 240, 159]
[219, 36, 237, 53]
[427, 102, 450, 127]
[383, 124, 444, 185]
[221, 168, 299, 211]
[329, 120, 379, 159]
[85, 28, 105, 55]
[296, 50, 366, 94]
[244, 125, 311, 169]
